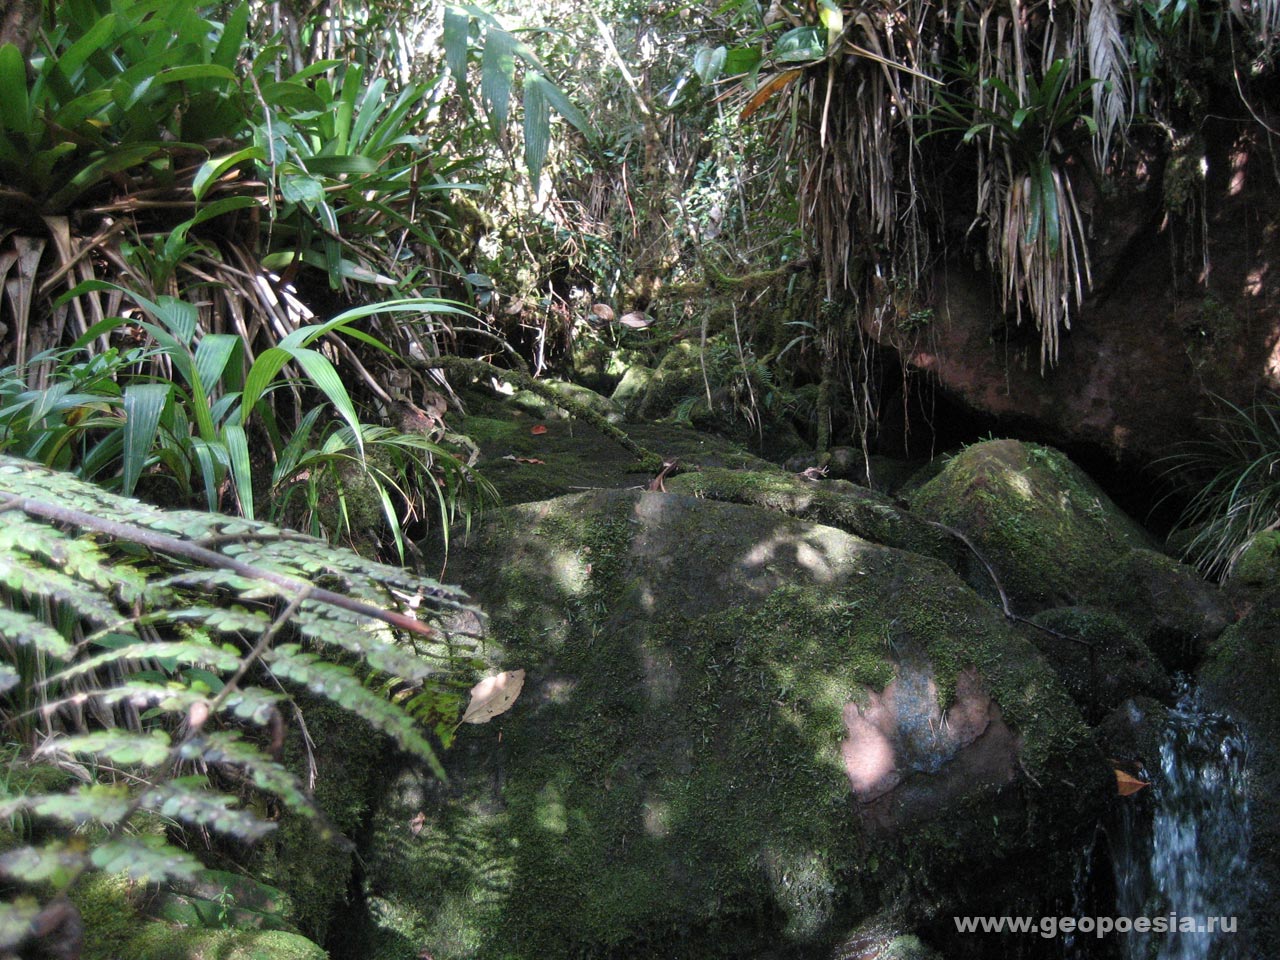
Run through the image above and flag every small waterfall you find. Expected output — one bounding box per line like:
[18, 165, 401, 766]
[1112, 684, 1249, 960]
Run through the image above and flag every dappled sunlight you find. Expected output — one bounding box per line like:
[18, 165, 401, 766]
[535, 782, 568, 835]
[841, 704, 898, 799]
[1244, 264, 1267, 297]
[1008, 470, 1035, 500]
[641, 796, 672, 838]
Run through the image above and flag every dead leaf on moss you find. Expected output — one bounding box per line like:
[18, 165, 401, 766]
[461, 669, 526, 724]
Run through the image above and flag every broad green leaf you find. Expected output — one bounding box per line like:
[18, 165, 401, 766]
[481, 27, 516, 133]
[213, 3, 249, 71]
[775, 26, 825, 62]
[56, 14, 119, 79]
[724, 46, 762, 76]
[153, 64, 238, 86]
[192, 146, 267, 200]
[539, 78, 595, 141]
[224, 423, 254, 520]
[1042, 163, 1062, 255]
[193, 334, 242, 399]
[0, 44, 31, 138]
[350, 77, 389, 147]
[304, 155, 378, 176]
[444, 6, 470, 92]
[280, 173, 325, 208]
[122, 382, 169, 495]
[523, 72, 550, 184]
[287, 348, 363, 451]
[693, 45, 727, 83]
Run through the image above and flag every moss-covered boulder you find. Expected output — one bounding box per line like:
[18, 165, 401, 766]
[1235, 529, 1280, 588]
[611, 364, 655, 417]
[1198, 597, 1280, 950]
[634, 343, 807, 461]
[908, 440, 1150, 610]
[358, 490, 1106, 959]
[71, 872, 329, 960]
[1098, 548, 1232, 667]
[1025, 607, 1170, 717]
[908, 440, 1231, 667]
[511, 379, 623, 424]
[458, 412, 777, 505]
[666, 468, 961, 570]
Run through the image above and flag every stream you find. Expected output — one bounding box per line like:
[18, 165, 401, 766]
[1101, 685, 1250, 960]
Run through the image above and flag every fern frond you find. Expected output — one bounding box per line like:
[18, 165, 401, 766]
[266, 645, 445, 778]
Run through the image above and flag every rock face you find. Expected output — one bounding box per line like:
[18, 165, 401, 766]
[357, 489, 1105, 958]
[874, 158, 1280, 465]
[1198, 596, 1280, 951]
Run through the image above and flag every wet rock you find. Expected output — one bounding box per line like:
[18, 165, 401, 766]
[1198, 597, 1280, 951]
[1026, 607, 1171, 717]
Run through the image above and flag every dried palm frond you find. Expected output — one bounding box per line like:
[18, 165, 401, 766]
[1087, 0, 1135, 166]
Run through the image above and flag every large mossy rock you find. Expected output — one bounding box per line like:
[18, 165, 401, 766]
[908, 440, 1231, 667]
[358, 490, 1105, 959]
[460, 410, 777, 505]
[666, 467, 962, 570]
[1198, 596, 1280, 950]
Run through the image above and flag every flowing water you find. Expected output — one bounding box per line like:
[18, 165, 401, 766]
[1109, 685, 1250, 960]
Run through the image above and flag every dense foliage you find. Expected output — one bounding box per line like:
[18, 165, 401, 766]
[0, 455, 484, 952]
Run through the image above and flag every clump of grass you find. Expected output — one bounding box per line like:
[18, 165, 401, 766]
[1162, 393, 1280, 581]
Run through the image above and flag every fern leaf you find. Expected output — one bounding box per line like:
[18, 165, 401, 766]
[0, 554, 124, 626]
[184, 731, 318, 819]
[0, 842, 87, 888]
[90, 835, 203, 883]
[0, 608, 73, 658]
[143, 778, 275, 840]
[266, 645, 444, 778]
[0, 784, 133, 826]
[39, 730, 173, 766]
[52, 639, 241, 685]
[292, 605, 437, 682]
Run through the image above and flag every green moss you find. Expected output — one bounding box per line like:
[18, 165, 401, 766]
[1235, 530, 1280, 587]
[909, 440, 1150, 611]
[254, 697, 393, 944]
[361, 490, 1101, 958]
[70, 872, 328, 960]
[667, 467, 961, 568]
[127, 925, 328, 960]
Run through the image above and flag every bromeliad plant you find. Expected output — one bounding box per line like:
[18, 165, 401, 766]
[1162, 393, 1280, 580]
[0, 290, 489, 556]
[0, 455, 497, 951]
[927, 59, 1098, 370]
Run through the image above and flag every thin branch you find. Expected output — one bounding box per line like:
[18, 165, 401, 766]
[9, 497, 434, 638]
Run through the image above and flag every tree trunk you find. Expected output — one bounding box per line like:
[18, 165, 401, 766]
[0, 0, 41, 61]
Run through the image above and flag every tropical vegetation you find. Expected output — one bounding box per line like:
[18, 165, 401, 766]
[0, 0, 1276, 952]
